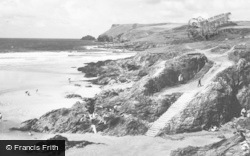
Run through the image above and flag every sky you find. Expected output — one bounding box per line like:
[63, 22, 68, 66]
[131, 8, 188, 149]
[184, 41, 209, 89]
[0, 0, 250, 39]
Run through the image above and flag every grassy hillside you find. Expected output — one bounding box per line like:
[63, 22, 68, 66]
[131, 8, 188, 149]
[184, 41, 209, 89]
[100, 23, 185, 43]
[99, 21, 250, 46]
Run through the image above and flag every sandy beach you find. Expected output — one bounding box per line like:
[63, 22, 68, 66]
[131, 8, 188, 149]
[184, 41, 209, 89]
[0, 50, 135, 136]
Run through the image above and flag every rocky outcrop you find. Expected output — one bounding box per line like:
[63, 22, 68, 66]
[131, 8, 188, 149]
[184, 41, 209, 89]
[65, 94, 82, 99]
[77, 51, 182, 85]
[15, 46, 217, 136]
[142, 53, 208, 95]
[16, 50, 209, 135]
[12, 98, 150, 136]
[48, 135, 104, 150]
[170, 134, 246, 156]
[81, 35, 96, 41]
[158, 59, 250, 135]
[77, 60, 112, 78]
[158, 81, 240, 135]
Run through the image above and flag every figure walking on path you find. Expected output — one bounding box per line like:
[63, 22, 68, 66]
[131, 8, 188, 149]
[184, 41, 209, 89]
[178, 74, 183, 83]
[28, 131, 33, 136]
[198, 78, 202, 87]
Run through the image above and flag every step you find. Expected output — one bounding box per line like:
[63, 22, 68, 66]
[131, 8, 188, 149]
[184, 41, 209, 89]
[145, 91, 197, 137]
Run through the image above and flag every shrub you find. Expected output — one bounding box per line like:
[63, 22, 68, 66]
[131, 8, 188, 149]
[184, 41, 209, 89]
[61, 109, 70, 116]
[97, 35, 113, 42]
[125, 119, 148, 135]
[106, 115, 124, 128]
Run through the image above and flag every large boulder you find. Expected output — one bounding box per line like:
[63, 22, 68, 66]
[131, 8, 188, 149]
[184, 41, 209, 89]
[159, 81, 241, 135]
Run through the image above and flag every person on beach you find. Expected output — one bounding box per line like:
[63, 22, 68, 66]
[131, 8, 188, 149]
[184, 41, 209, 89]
[43, 126, 49, 133]
[0, 112, 2, 122]
[210, 125, 218, 132]
[247, 110, 250, 118]
[25, 91, 30, 96]
[178, 74, 183, 83]
[113, 105, 120, 114]
[68, 78, 71, 83]
[241, 108, 247, 117]
[36, 89, 38, 93]
[198, 78, 202, 87]
[28, 131, 33, 136]
[90, 119, 97, 134]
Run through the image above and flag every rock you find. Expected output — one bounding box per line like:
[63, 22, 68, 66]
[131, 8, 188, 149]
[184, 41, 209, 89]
[77, 60, 112, 78]
[48, 135, 104, 150]
[65, 94, 82, 99]
[142, 53, 208, 95]
[158, 61, 250, 135]
[158, 81, 241, 135]
[81, 35, 96, 41]
[10, 118, 38, 131]
[170, 134, 245, 156]
[74, 84, 81, 87]
[217, 134, 226, 139]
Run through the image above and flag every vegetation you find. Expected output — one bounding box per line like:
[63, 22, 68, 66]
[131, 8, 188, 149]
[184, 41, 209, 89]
[97, 35, 113, 42]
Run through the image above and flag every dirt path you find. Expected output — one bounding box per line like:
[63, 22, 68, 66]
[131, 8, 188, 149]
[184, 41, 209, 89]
[146, 47, 235, 137]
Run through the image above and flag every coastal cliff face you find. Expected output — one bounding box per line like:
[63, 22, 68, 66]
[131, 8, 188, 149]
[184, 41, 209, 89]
[99, 23, 187, 43]
[98, 23, 190, 51]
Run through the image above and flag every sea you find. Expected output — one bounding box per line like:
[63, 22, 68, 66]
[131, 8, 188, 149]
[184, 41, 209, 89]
[0, 38, 99, 53]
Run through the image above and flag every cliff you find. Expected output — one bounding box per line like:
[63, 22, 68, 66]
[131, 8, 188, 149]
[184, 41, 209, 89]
[97, 23, 191, 51]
